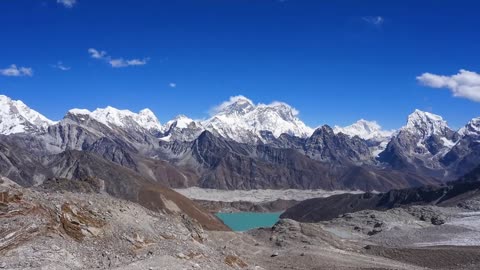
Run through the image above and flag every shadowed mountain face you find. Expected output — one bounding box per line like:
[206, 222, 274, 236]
[157, 130, 439, 191]
[281, 166, 480, 222]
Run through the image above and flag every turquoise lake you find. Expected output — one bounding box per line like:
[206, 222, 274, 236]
[216, 212, 282, 231]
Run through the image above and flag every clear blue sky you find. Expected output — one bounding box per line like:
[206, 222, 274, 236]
[1, 0, 479, 130]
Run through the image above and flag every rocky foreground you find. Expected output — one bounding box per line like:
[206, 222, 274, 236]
[3, 175, 480, 270]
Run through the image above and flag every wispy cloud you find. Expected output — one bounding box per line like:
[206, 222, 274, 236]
[109, 58, 149, 68]
[417, 69, 480, 102]
[88, 48, 106, 59]
[57, 0, 76, 8]
[362, 16, 384, 26]
[88, 48, 149, 68]
[169, 82, 177, 88]
[52, 61, 71, 71]
[0, 65, 33, 77]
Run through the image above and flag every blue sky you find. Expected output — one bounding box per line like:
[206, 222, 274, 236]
[1, 0, 479, 130]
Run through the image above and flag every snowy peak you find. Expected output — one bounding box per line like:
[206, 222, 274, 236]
[68, 106, 162, 132]
[164, 115, 198, 130]
[459, 117, 480, 137]
[136, 108, 163, 131]
[334, 119, 394, 141]
[160, 115, 204, 142]
[404, 109, 452, 138]
[212, 95, 255, 116]
[0, 95, 55, 135]
[256, 102, 298, 121]
[247, 102, 312, 138]
[204, 96, 313, 142]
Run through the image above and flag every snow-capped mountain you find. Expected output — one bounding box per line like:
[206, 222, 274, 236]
[164, 115, 197, 130]
[458, 117, 480, 138]
[402, 109, 453, 141]
[333, 119, 394, 141]
[0, 95, 56, 135]
[161, 115, 204, 142]
[201, 96, 313, 143]
[378, 109, 459, 178]
[67, 106, 163, 134]
[333, 119, 394, 157]
[398, 109, 457, 153]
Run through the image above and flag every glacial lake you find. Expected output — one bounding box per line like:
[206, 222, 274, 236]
[216, 212, 282, 231]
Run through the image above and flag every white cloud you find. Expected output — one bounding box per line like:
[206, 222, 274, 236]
[362, 16, 384, 26]
[169, 82, 177, 88]
[417, 69, 480, 102]
[52, 61, 71, 71]
[57, 0, 76, 8]
[0, 65, 33, 77]
[88, 48, 107, 59]
[88, 48, 149, 68]
[109, 58, 149, 68]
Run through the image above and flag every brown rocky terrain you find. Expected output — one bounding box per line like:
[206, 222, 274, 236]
[4, 175, 480, 269]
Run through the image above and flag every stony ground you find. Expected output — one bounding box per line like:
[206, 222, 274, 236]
[3, 176, 480, 270]
[0, 177, 244, 270]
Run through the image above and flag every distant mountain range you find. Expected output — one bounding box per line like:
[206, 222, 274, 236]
[1, 94, 479, 192]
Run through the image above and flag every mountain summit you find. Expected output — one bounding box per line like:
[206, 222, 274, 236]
[334, 119, 394, 141]
[0, 95, 55, 135]
[68, 106, 163, 133]
[203, 96, 313, 143]
[404, 109, 452, 139]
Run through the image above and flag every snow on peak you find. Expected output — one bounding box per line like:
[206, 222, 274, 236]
[333, 119, 394, 141]
[247, 101, 312, 138]
[211, 95, 255, 116]
[0, 94, 55, 135]
[165, 115, 197, 130]
[203, 96, 313, 142]
[404, 109, 451, 138]
[458, 117, 480, 137]
[68, 105, 162, 132]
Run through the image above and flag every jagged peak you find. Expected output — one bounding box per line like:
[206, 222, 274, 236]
[407, 109, 444, 124]
[404, 109, 450, 137]
[458, 117, 480, 137]
[334, 119, 394, 141]
[312, 125, 335, 136]
[165, 114, 197, 129]
[0, 94, 55, 135]
[66, 105, 162, 131]
[211, 95, 255, 116]
[205, 95, 313, 141]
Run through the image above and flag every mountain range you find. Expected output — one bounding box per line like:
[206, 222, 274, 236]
[1, 94, 479, 194]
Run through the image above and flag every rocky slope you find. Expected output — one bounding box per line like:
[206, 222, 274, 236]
[0, 178, 234, 269]
[6, 178, 472, 270]
[157, 130, 438, 191]
[281, 165, 480, 222]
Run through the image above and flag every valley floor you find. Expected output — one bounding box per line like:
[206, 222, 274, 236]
[174, 187, 363, 203]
